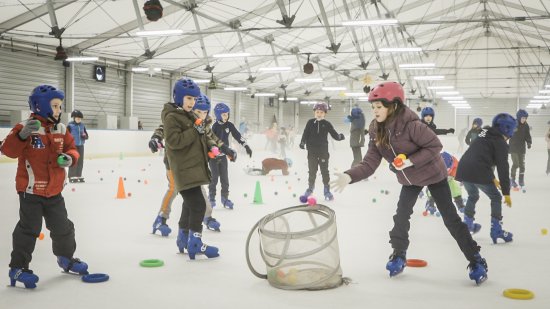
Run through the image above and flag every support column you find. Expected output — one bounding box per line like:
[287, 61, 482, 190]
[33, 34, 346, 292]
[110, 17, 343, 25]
[62, 63, 75, 125]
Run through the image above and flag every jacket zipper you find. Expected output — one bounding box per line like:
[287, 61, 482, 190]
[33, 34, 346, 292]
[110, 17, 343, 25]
[388, 128, 413, 185]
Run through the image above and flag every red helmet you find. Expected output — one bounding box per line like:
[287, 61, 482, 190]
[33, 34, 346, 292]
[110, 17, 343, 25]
[368, 81, 404, 104]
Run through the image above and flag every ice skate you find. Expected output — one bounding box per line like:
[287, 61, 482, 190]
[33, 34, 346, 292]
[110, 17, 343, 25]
[209, 195, 217, 208]
[152, 215, 171, 236]
[490, 218, 513, 244]
[69, 177, 78, 183]
[203, 216, 221, 232]
[176, 229, 188, 253]
[57, 256, 89, 275]
[463, 215, 481, 234]
[187, 230, 219, 260]
[78, 177, 85, 183]
[299, 187, 314, 203]
[324, 185, 334, 201]
[510, 178, 519, 191]
[518, 174, 526, 193]
[386, 250, 406, 277]
[468, 253, 488, 285]
[221, 196, 234, 210]
[424, 198, 438, 216]
[454, 196, 466, 213]
[9, 268, 39, 289]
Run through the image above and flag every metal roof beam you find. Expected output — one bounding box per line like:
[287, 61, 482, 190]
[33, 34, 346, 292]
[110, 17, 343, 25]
[0, 0, 77, 35]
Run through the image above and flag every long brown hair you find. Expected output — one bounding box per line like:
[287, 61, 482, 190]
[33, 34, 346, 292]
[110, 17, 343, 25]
[374, 101, 403, 148]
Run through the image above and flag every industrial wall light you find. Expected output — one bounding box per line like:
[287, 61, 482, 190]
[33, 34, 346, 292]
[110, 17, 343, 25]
[143, 0, 163, 21]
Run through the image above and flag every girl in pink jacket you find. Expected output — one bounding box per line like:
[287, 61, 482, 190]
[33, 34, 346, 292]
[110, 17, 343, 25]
[330, 81, 488, 285]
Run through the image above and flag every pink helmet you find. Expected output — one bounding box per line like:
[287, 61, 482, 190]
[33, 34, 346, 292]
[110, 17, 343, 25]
[368, 81, 405, 105]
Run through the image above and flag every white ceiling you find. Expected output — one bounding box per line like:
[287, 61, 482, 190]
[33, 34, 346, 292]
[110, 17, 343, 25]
[1, 0, 550, 102]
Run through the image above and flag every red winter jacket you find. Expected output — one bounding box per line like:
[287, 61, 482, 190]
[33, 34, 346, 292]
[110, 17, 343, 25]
[346, 107, 447, 186]
[0, 114, 79, 197]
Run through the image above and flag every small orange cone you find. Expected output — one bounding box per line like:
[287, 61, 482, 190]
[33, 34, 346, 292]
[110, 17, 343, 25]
[116, 177, 126, 199]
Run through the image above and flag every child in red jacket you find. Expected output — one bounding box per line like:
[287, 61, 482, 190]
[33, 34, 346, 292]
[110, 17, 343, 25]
[1, 85, 89, 289]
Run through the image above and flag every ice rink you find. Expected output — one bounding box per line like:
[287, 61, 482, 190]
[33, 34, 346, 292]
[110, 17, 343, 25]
[1, 134, 549, 309]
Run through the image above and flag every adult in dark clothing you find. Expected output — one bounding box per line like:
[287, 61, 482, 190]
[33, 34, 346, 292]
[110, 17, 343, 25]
[508, 109, 532, 188]
[465, 118, 483, 146]
[348, 107, 366, 167]
[420, 107, 455, 135]
[299, 102, 345, 201]
[456, 113, 516, 244]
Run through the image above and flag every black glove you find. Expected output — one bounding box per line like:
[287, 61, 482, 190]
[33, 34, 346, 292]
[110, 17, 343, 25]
[244, 145, 252, 158]
[339, 133, 345, 140]
[527, 143, 531, 149]
[388, 162, 397, 174]
[220, 144, 237, 162]
[148, 137, 163, 153]
[448, 128, 455, 134]
[299, 142, 305, 150]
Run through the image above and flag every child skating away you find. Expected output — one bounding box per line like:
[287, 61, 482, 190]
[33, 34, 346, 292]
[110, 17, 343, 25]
[508, 109, 532, 189]
[299, 102, 345, 201]
[456, 113, 516, 244]
[162, 79, 236, 259]
[149, 95, 222, 235]
[348, 106, 366, 167]
[424, 151, 465, 216]
[67, 110, 88, 183]
[278, 127, 288, 158]
[420, 107, 455, 135]
[1, 85, 89, 288]
[465, 118, 483, 146]
[246, 158, 292, 176]
[209, 102, 253, 209]
[330, 81, 487, 285]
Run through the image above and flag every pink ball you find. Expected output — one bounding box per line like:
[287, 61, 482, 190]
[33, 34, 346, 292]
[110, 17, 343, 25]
[211, 147, 220, 156]
[307, 196, 316, 206]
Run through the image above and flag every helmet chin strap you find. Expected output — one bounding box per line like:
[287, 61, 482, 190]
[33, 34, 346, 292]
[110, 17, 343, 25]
[47, 112, 61, 130]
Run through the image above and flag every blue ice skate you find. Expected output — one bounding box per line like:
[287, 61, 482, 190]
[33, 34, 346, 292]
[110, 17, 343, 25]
[324, 185, 334, 201]
[187, 230, 219, 260]
[386, 251, 406, 277]
[463, 216, 481, 234]
[490, 218, 513, 244]
[425, 199, 437, 215]
[221, 196, 234, 209]
[9, 268, 39, 289]
[510, 178, 519, 189]
[468, 253, 488, 285]
[176, 229, 189, 253]
[152, 215, 172, 236]
[454, 196, 466, 213]
[299, 187, 314, 203]
[203, 216, 221, 232]
[57, 256, 89, 275]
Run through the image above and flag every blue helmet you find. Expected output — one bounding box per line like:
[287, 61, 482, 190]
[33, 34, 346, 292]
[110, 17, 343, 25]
[351, 107, 363, 117]
[473, 118, 483, 127]
[214, 103, 230, 121]
[193, 93, 211, 112]
[516, 109, 528, 119]
[28, 85, 65, 120]
[421, 107, 435, 119]
[440, 151, 453, 169]
[284, 158, 293, 168]
[492, 113, 517, 138]
[172, 78, 200, 106]
[313, 102, 328, 112]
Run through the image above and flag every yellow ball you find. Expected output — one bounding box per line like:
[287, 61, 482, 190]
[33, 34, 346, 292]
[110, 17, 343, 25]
[542, 228, 548, 235]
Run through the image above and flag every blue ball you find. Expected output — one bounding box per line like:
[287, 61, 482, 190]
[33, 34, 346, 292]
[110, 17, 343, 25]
[299, 195, 308, 203]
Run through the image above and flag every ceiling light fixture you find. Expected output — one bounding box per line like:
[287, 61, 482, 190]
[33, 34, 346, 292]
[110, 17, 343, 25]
[65, 56, 99, 62]
[279, 97, 298, 101]
[254, 93, 276, 97]
[436, 91, 460, 95]
[224, 87, 247, 91]
[342, 19, 398, 26]
[448, 100, 467, 104]
[427, 86, 454, 90]
[213, 52, 251, 58]
[136, 29, 183, 36]
[413, 75, 445, 80]
[295, 78, 323, 83]
[322, 86, 346, 91]
[442, 96, 464, 100]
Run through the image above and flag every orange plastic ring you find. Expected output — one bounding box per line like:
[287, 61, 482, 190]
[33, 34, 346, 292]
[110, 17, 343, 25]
[406, 259, 428, 267]
[503, 289, 534, 300]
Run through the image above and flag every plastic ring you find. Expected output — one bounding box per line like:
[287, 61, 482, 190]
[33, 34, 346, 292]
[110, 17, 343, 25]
[503, 289, 534, 300]
[82, 273, 110, 283]
[139, 259, 164, 267]
[406, 259, 428, 267]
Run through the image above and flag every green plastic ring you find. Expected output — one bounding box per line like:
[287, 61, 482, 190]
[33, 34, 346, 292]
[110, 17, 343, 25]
[139, 259, 164, 267]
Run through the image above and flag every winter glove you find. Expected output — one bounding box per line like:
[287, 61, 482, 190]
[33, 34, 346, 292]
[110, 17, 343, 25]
[504, 195, 512, 207]
[388, 162, 397, 173]
[148, 137, 164, 153]
[299, 142, 305, 150]
[193, 118, 205, 135]
[57, 153, 73, 168]
[244, 145, 252, 158]
[339, 133, 345, 140]
[527, 143, 531, 149]
[448, 128, 455, 134]
[18, 119, 41, 140]
[493, 178, 501, 190]
[392, 159, 413, 171]
[330, 173, 352, 193]
[220, 144, 237, 162]
[208, 146, 220, 159]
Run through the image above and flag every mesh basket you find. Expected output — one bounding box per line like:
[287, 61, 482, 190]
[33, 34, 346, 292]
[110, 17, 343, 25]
[246, 204, 346, 290]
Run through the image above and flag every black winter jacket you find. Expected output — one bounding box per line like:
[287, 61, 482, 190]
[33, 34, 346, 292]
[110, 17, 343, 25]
[508, 122, 532, 154]
[300, 118, 343, 153]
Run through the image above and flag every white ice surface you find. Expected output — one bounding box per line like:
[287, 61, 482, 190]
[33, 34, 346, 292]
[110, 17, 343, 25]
[0, 135, 549, 309]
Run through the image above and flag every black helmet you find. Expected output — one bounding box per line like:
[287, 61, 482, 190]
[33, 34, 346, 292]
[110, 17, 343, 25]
[71, 110, 84, 118]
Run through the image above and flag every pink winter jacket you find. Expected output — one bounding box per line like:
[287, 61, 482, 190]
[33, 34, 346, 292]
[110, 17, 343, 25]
[346, 107, 447, 186]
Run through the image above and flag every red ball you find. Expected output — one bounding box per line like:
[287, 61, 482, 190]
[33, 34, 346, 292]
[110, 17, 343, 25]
[127, 192, 132, 197]
[71, 188, 75, 192]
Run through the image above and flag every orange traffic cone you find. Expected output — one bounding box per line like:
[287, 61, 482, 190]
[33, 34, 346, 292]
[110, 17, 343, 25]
[116, 177, 126, 199]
